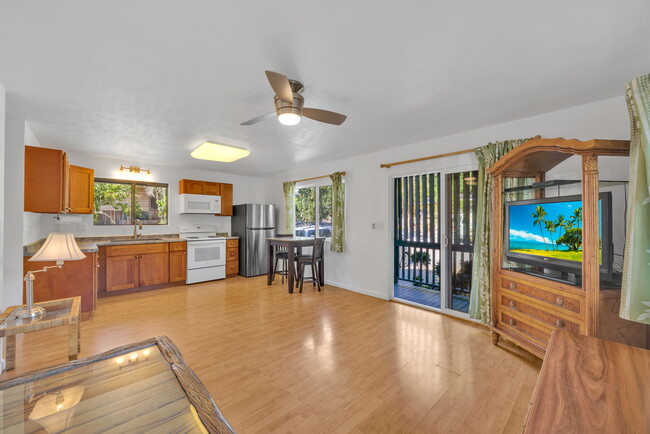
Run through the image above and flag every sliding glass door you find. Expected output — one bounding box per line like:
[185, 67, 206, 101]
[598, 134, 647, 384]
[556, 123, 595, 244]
[393, 169, 478, 316]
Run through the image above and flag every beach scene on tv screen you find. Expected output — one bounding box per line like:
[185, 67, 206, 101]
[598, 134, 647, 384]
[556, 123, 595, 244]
[508, 199, 602, 263]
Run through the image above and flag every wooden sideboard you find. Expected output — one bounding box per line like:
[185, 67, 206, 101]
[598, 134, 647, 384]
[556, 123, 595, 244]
[525, 329, 650, 433]
[487, 137, 649, 358]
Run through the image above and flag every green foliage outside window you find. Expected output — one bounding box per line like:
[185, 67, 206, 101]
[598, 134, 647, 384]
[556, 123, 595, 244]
[94, 179, 168, 225]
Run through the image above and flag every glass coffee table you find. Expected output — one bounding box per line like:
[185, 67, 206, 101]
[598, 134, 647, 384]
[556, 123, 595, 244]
[0, 336, 235, 433]
[0, 297, 81, 371]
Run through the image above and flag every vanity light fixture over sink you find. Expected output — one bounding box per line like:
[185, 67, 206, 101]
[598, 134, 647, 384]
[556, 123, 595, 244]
[191, 141, 250, 163]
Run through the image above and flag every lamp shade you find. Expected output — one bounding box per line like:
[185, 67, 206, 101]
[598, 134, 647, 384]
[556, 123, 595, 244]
[29, 233, 86, 262]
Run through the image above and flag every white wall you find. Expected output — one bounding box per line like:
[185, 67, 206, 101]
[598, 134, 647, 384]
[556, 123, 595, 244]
[264, 96, 631, 300]
[25, 151, 268, 240]
[3, 94, 26, 308]
[23, 123, 42, 244]
[0, 82, 5, 309]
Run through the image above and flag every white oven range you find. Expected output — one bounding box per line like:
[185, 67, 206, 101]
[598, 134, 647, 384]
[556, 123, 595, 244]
[179, 225, 226, 284]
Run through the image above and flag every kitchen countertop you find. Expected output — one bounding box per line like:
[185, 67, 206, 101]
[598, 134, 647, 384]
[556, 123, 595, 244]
[24, 235, 239, 257]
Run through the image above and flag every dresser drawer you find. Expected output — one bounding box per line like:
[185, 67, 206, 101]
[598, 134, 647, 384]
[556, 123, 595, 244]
[499, 311, 551, 347]
[500, 294, 582, 334]
[226, 239, 238, 248]
[501, 277, 582, 315]
[226, 261, 239, 276]
[226, 247, 238, 262]
[169, 242, 186, 252]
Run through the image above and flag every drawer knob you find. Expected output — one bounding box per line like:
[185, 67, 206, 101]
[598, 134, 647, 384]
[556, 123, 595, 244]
[556, 297, 564, 306]
[509, 300, 516, 308]
[509, 281, 516, 290]
[556, 319, 565, 328]
[509, 318, 516, 326]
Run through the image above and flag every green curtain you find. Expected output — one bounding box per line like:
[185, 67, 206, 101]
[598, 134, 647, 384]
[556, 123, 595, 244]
[283, 181, 296, 234]
[620, 74, 650, 323]
[329, 172, 345, 252]
[468, 138, 534, 324]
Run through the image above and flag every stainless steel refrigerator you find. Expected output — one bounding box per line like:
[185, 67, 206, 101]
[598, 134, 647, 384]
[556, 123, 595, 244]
[232, 204, 276, 277]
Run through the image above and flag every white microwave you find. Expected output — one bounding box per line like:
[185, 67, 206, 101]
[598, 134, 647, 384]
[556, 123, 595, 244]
[179, 194, 222, 214]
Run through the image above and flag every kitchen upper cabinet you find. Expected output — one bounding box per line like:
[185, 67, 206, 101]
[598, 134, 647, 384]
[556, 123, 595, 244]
[217, 183, 233, 216]
[178, 179, 233, 215]
[25, 146, 94, 214]
[179, 179, 204, 195]
[203, 182, 221, 195]
[69, 165, 95, 214]
[25, 146, 68, 213]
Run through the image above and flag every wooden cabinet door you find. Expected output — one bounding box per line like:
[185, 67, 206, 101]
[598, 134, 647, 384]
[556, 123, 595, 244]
[139, 252, 169, 287]
[219, 183, 233, 216]
[106, 255, 139, 292]
[169, 251, 187, 283]
[179, 179, 204, 194]
[203, 182, 221, 195]
[69, 165, 95, 214]
[25, 146, 67, 213]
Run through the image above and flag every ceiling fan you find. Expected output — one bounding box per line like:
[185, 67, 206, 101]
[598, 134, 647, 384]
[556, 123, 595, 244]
[241, 71, 347, 126]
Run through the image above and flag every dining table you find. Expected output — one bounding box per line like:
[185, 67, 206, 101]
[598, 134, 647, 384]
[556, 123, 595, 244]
[266, 237, 324, 293]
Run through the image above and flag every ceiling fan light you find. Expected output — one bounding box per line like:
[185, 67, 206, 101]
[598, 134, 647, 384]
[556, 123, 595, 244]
[191, 142, 250, 163]
[278, 113, 301, 126]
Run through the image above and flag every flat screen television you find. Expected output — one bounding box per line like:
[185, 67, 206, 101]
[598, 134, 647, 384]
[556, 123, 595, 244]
[504, 193, 613, 279]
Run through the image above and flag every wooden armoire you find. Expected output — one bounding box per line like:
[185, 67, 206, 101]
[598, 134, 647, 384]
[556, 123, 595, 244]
[487, 137, 648, 358]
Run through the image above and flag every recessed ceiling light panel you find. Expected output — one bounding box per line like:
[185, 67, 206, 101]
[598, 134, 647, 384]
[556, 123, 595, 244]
[191, 142, 250, 163]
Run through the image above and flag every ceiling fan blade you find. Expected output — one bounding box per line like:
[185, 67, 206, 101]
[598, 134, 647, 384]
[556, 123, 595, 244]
[302, 108, 347, 125]
[240, 112, 276, 126]
[265, 70, 294, 103]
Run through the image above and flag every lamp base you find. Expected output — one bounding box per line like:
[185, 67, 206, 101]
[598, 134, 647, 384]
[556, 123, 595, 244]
[15, 306, 46, 319]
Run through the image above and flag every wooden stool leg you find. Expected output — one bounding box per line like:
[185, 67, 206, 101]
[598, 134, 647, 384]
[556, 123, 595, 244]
[313, 263, 321, 292]
[69, 321, 79, 361]
[5, 335, 16, 371]
[299, 263, 305, 293]
[311, 263, 317, 286]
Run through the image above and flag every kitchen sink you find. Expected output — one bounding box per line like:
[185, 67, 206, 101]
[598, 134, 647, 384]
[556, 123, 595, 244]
[105, 238, 167, 244]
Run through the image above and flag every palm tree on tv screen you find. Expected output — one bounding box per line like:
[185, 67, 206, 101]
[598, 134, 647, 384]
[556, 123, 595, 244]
[531, 206, 549, 250]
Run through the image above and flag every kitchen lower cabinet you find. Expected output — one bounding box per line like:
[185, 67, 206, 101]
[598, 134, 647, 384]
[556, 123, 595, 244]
[23, 252, 98, 318]
[226, 238, 239, 277]
[169, 251, 187, 283]
[105, 255, 139, 292]
[105, 243, 170, 292]
[139, 253, 169, 286]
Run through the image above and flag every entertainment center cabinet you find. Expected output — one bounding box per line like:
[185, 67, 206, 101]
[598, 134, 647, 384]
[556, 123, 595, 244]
[487, 137, 648, 358]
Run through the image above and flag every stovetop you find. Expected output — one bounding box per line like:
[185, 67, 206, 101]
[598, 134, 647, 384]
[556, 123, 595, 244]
[181, 235, 225, 241]
[179, 224, 226, 241]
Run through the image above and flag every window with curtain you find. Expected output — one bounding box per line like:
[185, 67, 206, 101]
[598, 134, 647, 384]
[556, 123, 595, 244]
[294, 183, 334, 237]
[94, 179, 168, 225]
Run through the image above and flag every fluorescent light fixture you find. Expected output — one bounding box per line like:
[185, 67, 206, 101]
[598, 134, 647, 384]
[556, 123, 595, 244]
[191, 142, 250, 163]
[278, 113, 301, 126]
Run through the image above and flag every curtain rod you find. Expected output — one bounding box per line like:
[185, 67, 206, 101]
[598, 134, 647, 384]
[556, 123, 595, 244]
[291, 171, 346, 184]
[380, 149, 474, 168]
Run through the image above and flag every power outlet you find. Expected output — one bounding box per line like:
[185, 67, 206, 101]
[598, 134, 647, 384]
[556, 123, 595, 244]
[371, 222, 385, 230]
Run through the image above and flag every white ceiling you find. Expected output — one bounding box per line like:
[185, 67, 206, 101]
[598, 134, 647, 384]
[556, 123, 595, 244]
[1, 1, 649, 176]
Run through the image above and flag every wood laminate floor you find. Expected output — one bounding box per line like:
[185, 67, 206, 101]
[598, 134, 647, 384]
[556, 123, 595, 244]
[0, 276, 542, 433]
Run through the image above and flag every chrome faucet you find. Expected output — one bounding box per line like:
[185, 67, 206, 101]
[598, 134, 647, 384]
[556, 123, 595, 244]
[133, 219, 142, 239]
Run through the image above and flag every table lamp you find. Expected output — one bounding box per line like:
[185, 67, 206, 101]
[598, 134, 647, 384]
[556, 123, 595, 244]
[16, 233, 86, 319]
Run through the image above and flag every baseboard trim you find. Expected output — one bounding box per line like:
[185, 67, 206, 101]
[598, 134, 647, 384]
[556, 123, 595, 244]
[325, 280, 389, 300]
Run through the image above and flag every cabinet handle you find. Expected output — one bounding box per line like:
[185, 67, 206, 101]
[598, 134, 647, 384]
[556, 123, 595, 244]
[556, 319, 565, 328]
[556, 297, 564, 306]
[509, 318, 516, 326]
[509, 300, 516, 309]
[509, 281, 516, 290]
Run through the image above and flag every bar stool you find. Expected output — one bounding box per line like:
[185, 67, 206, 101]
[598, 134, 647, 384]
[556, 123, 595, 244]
[295, 237, 325, 293]
[272, 234, 293, 284]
